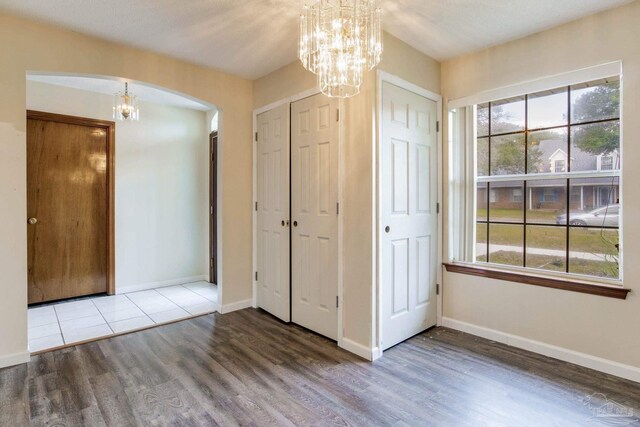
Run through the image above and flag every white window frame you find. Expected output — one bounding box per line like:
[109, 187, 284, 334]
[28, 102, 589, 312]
[447, 62, 624, 285]
[599, 154, 614, 171]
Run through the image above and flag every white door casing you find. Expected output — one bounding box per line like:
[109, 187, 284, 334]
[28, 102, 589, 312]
[380, 81, 438, 350]
[256, 104, 290, 322]
[291, 94, 339, 340]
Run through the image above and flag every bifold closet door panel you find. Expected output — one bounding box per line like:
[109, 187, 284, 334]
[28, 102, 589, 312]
[291, 94, 339, 340]
[256, 104, 290, 322]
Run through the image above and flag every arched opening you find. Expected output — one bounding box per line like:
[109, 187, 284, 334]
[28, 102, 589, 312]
[25, 72, 222, 352]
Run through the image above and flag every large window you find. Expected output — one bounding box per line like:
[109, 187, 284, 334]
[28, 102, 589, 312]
[474, 76, 621, 279]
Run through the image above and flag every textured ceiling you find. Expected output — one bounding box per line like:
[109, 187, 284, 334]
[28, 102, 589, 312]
[0, 0, 633, 80]
[28, 74, 213, 111]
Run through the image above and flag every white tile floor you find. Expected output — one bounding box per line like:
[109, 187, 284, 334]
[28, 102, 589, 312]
[28, 281, 218, 353]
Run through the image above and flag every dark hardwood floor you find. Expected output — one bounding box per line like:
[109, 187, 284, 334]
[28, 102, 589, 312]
[1, 308, 639, 426]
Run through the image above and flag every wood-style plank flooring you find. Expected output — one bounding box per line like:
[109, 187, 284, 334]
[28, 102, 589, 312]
[1, 308, 639, 426]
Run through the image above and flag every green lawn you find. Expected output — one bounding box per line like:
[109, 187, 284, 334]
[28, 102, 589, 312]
[476, 212, 619, 278]
[476, 215, 618, 254]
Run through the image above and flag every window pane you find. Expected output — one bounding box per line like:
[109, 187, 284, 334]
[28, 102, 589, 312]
[569, 228, 619, 279]
[488, 224, 523, 266]
[571, 78, 620, 124]
[491, 96, 525, 134]
[569, 177, 619, 226]
[527, 128, 568, 174]
[570, 121, 620, 172]
[477, 137, 489, 176]
[476, 222, 487, 262]
[526, 179, 567, 224]
[477, 182, 487, 221]
[477, 103, 489, 137]
[489, 181, 523, 223]
[528, 87, 568, 129]
[490, 134, 525, 175]
[526, 226, 566, 272]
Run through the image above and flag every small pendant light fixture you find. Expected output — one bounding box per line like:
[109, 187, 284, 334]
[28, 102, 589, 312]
[113, 82, 139, 121]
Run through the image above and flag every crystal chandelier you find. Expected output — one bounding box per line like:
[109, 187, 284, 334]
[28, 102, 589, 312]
[113, 82, 139, 121]
[299, 0, 383, 98]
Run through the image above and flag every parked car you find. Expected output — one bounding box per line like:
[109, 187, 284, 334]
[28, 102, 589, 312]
[556, 204, 619, 227]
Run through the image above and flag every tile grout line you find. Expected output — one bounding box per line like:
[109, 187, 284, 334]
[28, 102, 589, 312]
[147, 287, 197, 315]
[178, 283, 219, 307]
[91, 298, 116, 337]
[114, 293, 155, 328]
[56, 299, 114, 345]
[123, 291, 162, 325]
[52, 303, 66, 345]
[28, 306, 63, 351]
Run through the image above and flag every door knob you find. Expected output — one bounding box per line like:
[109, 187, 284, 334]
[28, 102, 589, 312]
[281, 220, 285, 226]
[28, 218, 38, 225]
[385, 225, 390, 233]
[293, 221, 298, 227]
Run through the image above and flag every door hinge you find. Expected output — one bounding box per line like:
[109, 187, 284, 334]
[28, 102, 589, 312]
[211, 152, 214, 162]
[210, 205, 214, 215]
[336, 296, 339, 308]
[255, 132, 258, 142]
[436, 202, 440, 214]
[255, 201, 258, 211]
[336, 109, 340, 122]
[336, 202, 340, 215]
[210, 258, 213, 268]
[436, 121, 440, 133]
[255, 271, 258, 281]
[436, 283, 440, 295]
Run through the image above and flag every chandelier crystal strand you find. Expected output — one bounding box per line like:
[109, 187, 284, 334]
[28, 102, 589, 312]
[299, 0, 383, 98]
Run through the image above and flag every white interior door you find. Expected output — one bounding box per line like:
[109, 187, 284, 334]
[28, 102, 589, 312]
[256, 104, 290, 322]
[291, 94, 339, 340]
[380, 81, 438, 350]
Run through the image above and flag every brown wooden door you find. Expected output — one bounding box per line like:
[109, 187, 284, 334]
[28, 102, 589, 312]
[27, 111, 115, 304]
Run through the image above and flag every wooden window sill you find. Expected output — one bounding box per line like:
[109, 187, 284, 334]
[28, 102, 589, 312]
[443, 263, 630, 300]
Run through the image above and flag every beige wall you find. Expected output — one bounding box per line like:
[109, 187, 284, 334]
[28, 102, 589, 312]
[441, 1, 640, 369]
[0, 13, 253, 366]
[253, 32, 440, 350]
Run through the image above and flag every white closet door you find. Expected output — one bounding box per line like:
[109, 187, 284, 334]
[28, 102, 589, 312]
[380, 82, 438, 350]
[291, 94, 339, 340]
[256, 104, 290, 322]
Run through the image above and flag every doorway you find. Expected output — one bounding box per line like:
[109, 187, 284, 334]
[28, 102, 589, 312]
[255, 93, 340, 340]
[379, 78, 440, 351]
[210, 131, 218, 284]
[27, 110, 115, 304]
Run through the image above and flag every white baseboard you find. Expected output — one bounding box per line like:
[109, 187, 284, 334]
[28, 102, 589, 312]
[371, 346, 382, 361]
[339, 337, 378, 361]
[219, 298, 253, 314]
[441, 317, 640, 384]
[0, 350, 30, 369]
[116, 275, 209, 294]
